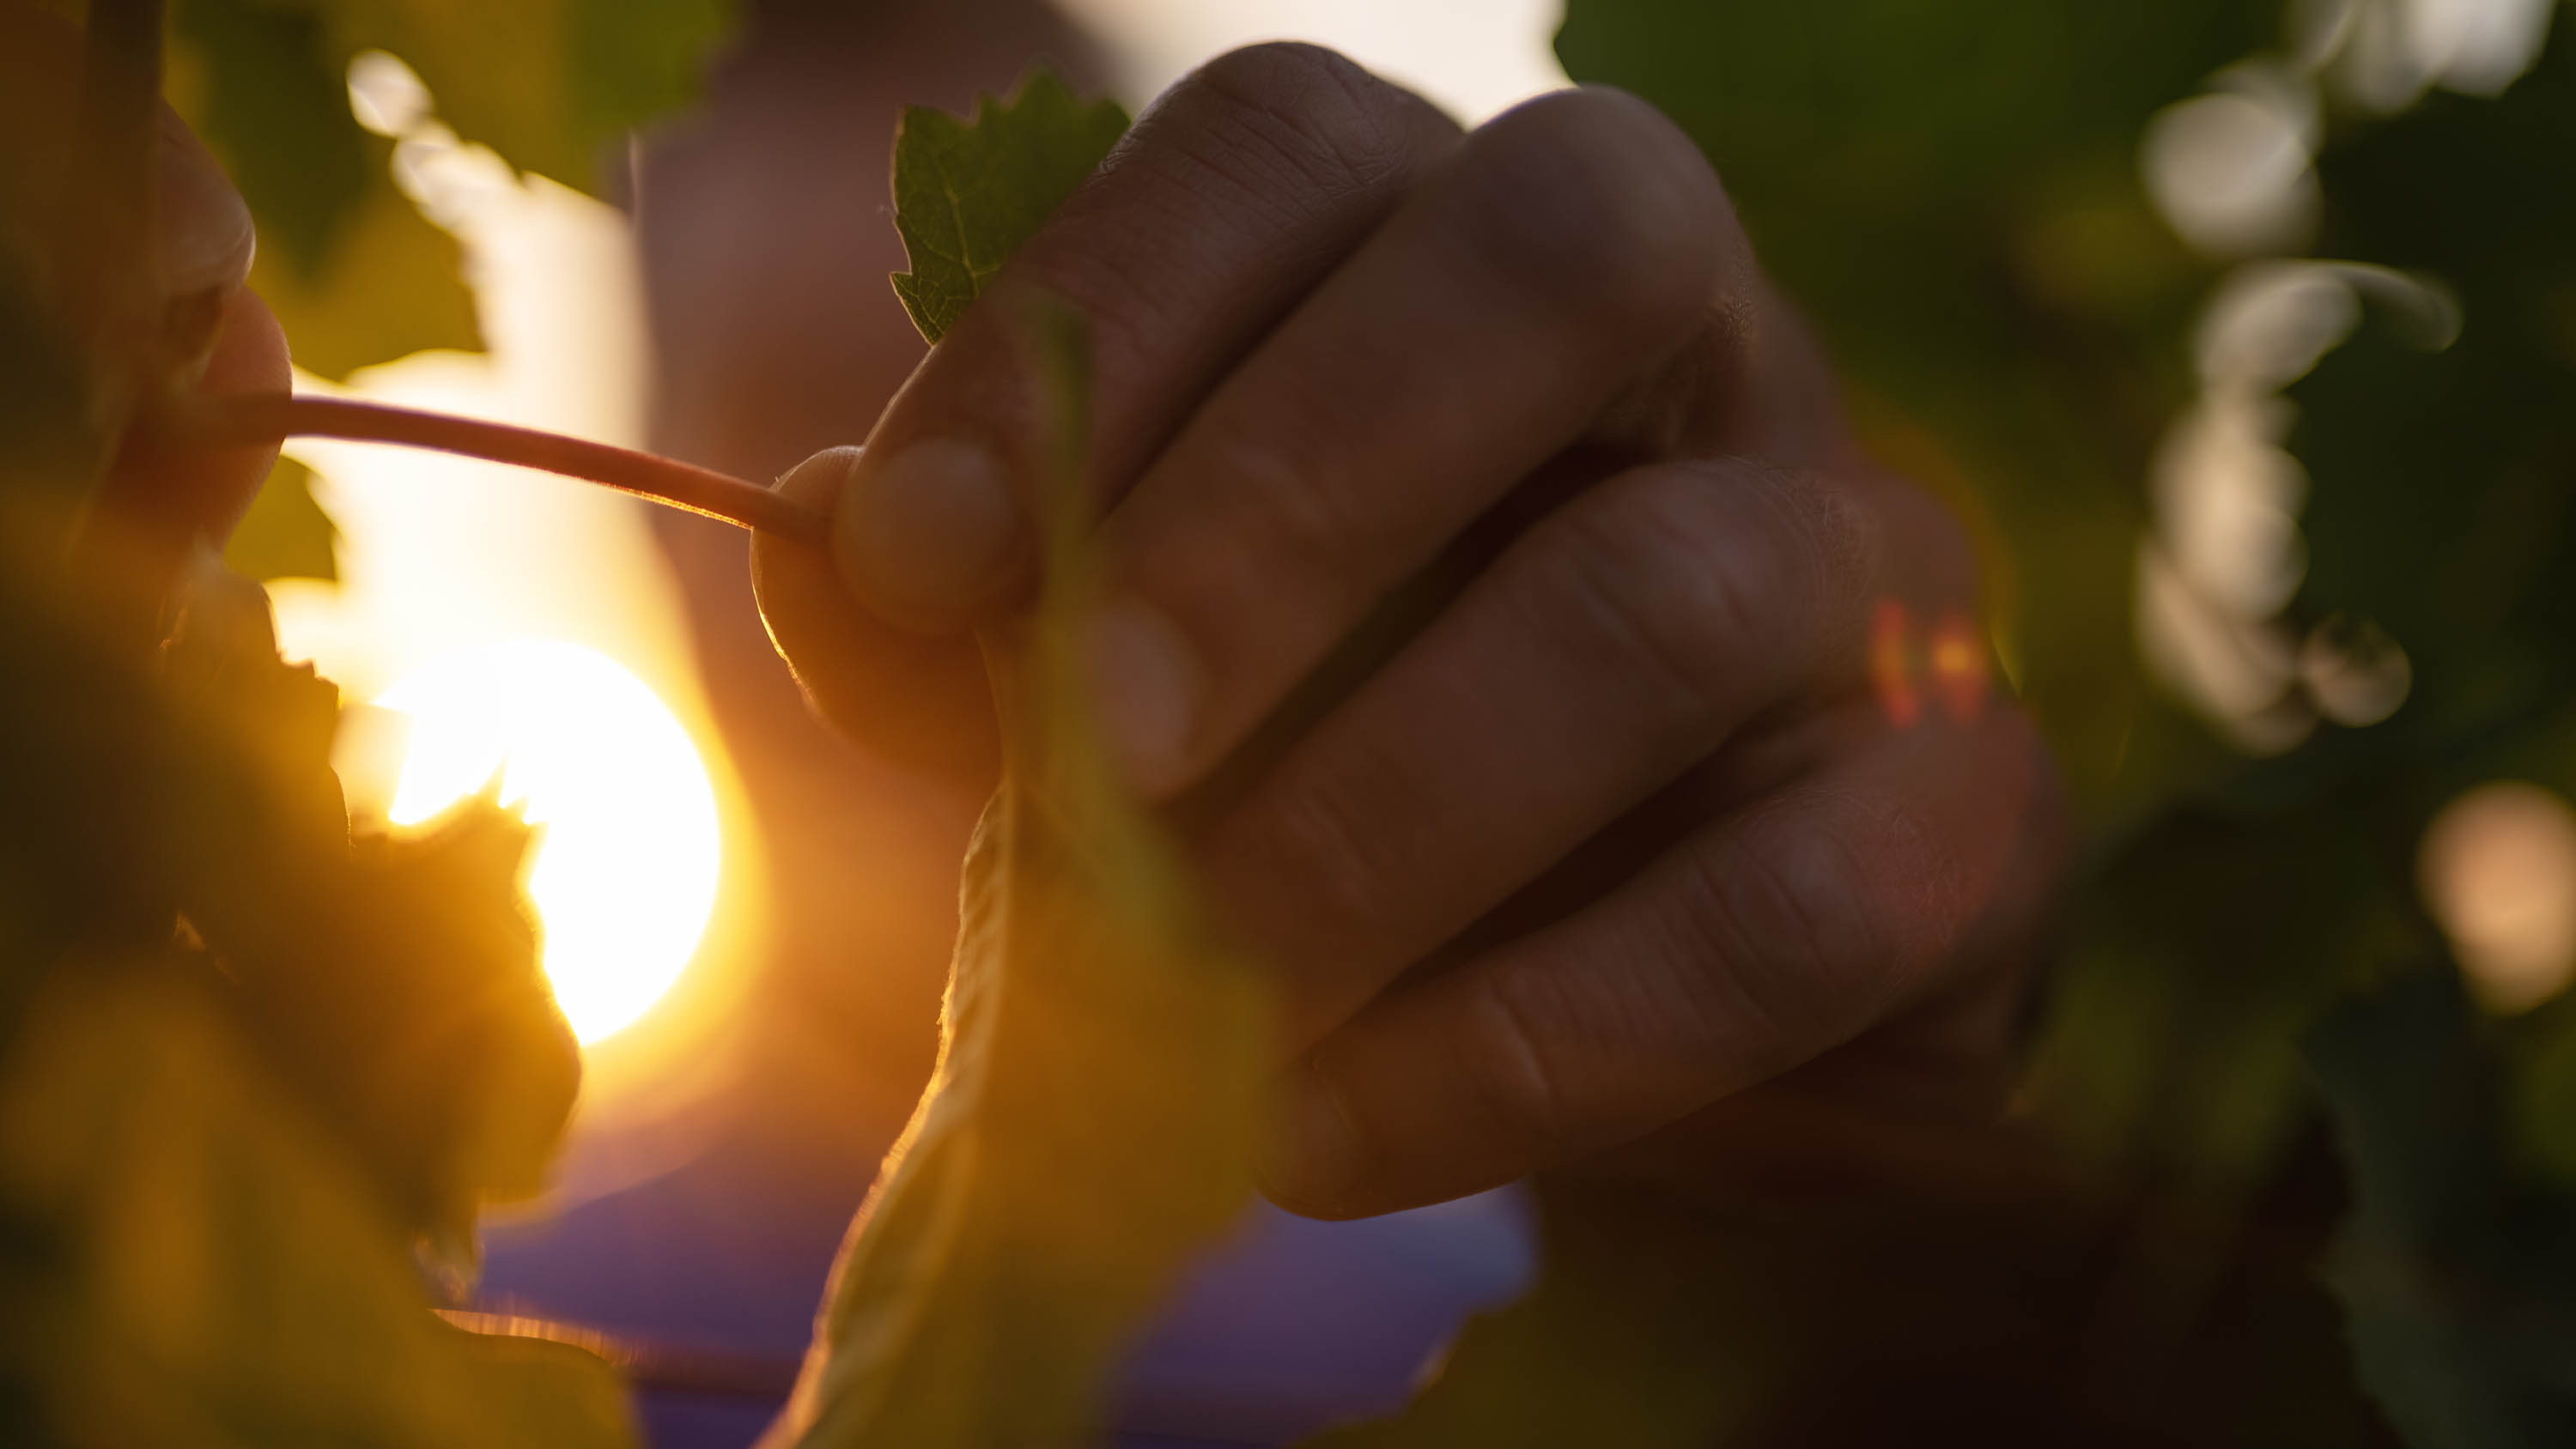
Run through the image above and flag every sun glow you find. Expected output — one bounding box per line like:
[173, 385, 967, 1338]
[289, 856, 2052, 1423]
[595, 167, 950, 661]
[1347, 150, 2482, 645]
[378, 641, 720, 1044]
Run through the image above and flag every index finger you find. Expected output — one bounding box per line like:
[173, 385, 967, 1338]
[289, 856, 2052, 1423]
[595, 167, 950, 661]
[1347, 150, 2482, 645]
[834, 44, 1461, 627]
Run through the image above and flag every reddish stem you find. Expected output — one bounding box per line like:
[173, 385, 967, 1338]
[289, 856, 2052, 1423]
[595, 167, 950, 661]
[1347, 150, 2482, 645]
[184, 393, 830, 544]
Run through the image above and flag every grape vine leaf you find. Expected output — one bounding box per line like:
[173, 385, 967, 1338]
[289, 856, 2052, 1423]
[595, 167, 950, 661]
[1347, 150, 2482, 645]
[173, 0, 369, 282]
[172, 0, 738, 377]
[171, 0, 483, 376]
[0, 956, 633, 1447]
[2306, 966, 2576, 1449]
[222, 457, 338, 581]
[764, 306, 1267, 1445]
[888, 70, 1129, 345]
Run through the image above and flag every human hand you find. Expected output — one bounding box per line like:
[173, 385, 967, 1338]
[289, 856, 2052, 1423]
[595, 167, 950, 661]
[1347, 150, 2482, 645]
[754, 44, 2068, 1217]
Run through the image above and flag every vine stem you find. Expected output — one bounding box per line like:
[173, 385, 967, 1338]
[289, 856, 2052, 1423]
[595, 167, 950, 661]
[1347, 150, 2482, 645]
[184, 393, 830, 544]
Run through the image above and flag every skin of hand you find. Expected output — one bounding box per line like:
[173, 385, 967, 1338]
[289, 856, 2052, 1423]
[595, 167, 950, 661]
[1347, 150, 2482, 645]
[754, 43, 2069, 1220]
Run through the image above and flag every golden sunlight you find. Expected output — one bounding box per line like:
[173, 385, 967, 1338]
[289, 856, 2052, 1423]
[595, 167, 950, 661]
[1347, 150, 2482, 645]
[378, 641, 720, 1044]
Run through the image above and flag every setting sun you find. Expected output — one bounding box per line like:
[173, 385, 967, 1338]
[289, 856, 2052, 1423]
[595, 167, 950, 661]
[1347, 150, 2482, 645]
[377, 641, 720, 1044]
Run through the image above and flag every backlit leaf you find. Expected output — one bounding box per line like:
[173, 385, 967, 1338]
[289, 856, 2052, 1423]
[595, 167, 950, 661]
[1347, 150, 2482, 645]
[768, 308, 1267, 1447]
[220, 456, 337, 582]
[888, 71, 1128, 344]
[0, 955, 631, 1446]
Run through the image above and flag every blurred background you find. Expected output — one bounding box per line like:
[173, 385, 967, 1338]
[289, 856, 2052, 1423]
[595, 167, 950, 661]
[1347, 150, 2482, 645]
[172, 0, 2576, 1442]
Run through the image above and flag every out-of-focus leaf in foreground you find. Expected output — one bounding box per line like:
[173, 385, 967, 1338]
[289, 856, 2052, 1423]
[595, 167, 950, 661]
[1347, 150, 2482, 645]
[889, 70, 1128, 344]
[0, 956, 631, 1446]
[4, 4, 604, 1409]
[2308, 967, 2576, 1449]
[768, 304, 1267, 1447]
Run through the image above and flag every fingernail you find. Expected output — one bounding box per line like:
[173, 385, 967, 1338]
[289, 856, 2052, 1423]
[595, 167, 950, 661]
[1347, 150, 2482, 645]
[151, 107, 255, 300]
[833, 437, 1029, 627]
[1089, 598, 1200, 796]
[1260, 1062, 1364, 1209]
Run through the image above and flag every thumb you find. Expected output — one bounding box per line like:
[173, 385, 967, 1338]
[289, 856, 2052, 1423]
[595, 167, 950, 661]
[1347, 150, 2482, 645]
[750, 446, 1004, 784]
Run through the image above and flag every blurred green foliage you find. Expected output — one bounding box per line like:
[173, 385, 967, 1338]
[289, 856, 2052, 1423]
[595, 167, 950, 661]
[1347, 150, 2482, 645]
[1, 0, 736, 1437]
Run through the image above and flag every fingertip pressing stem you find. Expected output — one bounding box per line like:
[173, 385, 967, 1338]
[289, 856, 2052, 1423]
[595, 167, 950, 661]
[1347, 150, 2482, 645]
[183, 393, 832, 544]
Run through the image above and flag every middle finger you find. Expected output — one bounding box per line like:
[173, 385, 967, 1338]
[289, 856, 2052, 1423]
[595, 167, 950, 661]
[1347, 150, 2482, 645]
[1088, 87, 1743, 798]
[1201, 456, 1881, 1046]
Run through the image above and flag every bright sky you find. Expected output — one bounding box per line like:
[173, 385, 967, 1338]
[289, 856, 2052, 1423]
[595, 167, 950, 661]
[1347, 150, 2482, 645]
[1060, 0, 1571, 121]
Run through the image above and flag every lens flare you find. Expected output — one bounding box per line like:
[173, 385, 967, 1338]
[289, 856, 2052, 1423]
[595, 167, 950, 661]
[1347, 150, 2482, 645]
[377, 641, 720, 1044]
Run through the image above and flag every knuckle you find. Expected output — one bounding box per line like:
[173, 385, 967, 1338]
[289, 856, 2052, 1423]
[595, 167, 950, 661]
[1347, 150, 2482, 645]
[1172, 43, 1422, 202]
[1195, 401, 1376, 585]
[1455, 967, 1583, 1152]
[1536, 467, 1783, 718]
[1868, 785, 1974, 985]
[1770, 467, 1882, 652]
[1242, 761, 1402, 954]
[1678, 803, 1882, 1051]
[1449, 87, 1729, 332]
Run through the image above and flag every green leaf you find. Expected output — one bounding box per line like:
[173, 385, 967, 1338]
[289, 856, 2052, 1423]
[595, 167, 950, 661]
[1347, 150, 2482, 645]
[1303, 1185, 1768, 1449]
[2288, 19, 2576, 698]
[245, 171, 483, 379]
[769, 307, 1267, 1447]
[173, 0, 738, 377]
[187, 0, 734, 195]
[2307, 967, 2576, 1449]
[0, 955, 633, 1446]
[161, 570, 582, 1247]
[324, 0, 730, 191]
[222, 456, 337, 582]
[888, 70, 1129, 345]
[174, 0, 369, 281]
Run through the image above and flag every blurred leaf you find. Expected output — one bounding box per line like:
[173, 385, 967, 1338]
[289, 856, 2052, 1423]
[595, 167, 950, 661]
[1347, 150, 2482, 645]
[172, 0, 738, 377]
[305, 0, 729, 191]
[568, 0, 732, 169]
[2289, 19, 2576, 704]
[161, 570, 580, 1250]
[173, 0, 368, 280]
[2308, 966, 2576, 1449]
[1555, 0, 2273, 197]
[888, 70, 1128, 344]
[769, 307, 1267, 1447]
[242, 171, 480, 378]
[165, 0, 482, 376]
[1305, 1185, 1768, 1449]
[185, 0, 732, 194]
[0, 955, 632, 1446]
[1315, 1155, 2391, 1446]
[220, 456, 336, 581]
